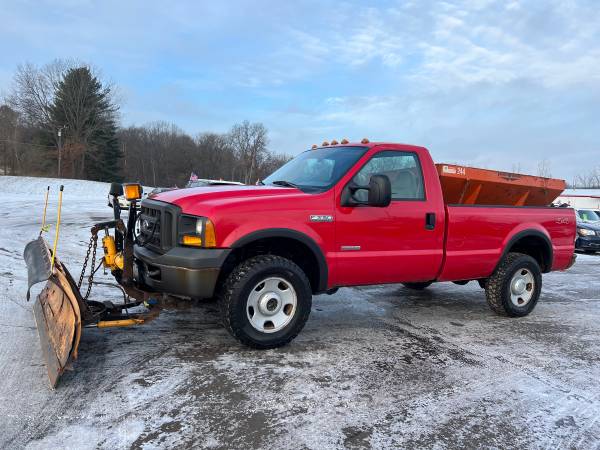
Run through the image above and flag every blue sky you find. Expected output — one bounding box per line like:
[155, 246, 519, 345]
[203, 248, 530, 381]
[1, 0, 599, 182]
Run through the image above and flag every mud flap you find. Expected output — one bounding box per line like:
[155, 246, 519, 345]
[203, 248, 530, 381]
[24, 236, 83, 388]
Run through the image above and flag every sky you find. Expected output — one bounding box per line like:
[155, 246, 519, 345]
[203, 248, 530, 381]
[1, 0, 599, 182]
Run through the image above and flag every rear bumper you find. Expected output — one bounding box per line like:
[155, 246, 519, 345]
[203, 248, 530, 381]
[576, 236, 600, 251]
[134, 245, 231, 299]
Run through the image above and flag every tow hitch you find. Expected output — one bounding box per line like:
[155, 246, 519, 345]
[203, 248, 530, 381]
[23, 183, 158, 388]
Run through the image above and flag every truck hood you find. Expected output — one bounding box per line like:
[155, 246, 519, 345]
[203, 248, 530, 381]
[151, 184, 308, 211]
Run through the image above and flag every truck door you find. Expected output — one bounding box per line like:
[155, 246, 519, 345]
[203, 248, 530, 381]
[334, 149, 445, 286]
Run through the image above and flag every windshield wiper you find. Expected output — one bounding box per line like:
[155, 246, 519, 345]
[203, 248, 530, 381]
[271, 180, 301, 189]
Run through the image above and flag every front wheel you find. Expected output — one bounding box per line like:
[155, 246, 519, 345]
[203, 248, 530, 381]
[485, 252, 542, 317]
[219, 255, 312, 349]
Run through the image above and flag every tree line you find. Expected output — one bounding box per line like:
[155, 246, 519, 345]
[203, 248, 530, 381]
[0, 60, 290, 186]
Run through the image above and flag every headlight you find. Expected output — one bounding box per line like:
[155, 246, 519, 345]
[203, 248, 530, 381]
[578, 228, 595, 237]
[178, 215, 217, 247]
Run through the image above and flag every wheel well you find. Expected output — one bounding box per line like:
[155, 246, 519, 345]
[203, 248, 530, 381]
[218, 237, 323, 294]
[508, 234, 552, 272]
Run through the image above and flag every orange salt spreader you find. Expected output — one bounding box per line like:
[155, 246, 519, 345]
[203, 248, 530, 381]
[435, 163, 566, 207]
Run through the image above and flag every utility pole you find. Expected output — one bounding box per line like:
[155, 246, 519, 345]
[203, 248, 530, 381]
[57, 125, 67, 178]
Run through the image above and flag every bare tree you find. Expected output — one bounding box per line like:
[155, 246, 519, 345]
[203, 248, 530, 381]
[8, 60, 73, 130]
[572, 167, 600, 188]
[228, 121, 268, 184]
[536, 159, 552, 178]
[0, 105, 20, 174]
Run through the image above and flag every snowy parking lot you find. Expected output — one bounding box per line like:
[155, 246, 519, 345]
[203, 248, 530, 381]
[1, 176, 599, 449]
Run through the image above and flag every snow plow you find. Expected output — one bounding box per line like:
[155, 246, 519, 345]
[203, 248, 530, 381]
[24, 183, 158, 388]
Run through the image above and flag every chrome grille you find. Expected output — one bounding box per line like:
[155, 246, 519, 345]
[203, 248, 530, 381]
[139, 206, 162, 250]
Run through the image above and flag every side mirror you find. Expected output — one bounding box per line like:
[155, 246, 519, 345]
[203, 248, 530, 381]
[342, 174, 391, 207]
[367, 174, 392, 207]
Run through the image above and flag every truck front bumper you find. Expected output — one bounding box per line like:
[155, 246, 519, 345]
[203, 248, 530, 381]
[134, 245, 231, 299]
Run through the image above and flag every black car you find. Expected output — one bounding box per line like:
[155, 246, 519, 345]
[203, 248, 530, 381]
[576, 219, 600, 253]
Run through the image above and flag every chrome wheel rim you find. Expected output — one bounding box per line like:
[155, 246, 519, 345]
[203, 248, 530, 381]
[247, 277, 297, 333]
[509, 268, 535, 307]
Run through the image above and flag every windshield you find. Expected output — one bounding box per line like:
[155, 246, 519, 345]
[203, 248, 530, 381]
[263, 146, 368, 192]
[578, 209, 600, 222]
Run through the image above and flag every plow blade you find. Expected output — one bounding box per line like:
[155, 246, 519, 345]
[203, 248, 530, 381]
[24, 236, 84, 388]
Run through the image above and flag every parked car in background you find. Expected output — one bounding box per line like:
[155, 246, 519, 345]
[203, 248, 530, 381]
[108, 192, 147, 210]
[575, 208, 600, 223]
[186, 179, 244, 188]
[575, 210, 600, 253]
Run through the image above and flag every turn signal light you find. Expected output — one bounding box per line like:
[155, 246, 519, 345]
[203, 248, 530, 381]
[182, 235, 202, 246]
[204, 219, 217, 247]
[123, 183, 143, 200]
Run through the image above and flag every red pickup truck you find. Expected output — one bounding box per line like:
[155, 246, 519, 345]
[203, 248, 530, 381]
[135, 141, 576, 348]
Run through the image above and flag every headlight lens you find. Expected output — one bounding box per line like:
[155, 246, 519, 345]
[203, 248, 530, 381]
[178, 215, 216, 247]
[577, 228, 595, 237]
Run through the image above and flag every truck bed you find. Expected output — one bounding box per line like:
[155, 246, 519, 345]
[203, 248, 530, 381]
[438, 204, 576, 282]
[436, 164, 566, 207]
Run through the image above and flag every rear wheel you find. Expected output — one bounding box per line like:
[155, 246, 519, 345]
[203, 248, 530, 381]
[402, 282, 433, 290]
[485, 252, 542, 317]
[219, 255, 312, 349]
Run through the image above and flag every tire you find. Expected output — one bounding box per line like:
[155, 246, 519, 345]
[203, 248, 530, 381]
[402, 282, 433, 290]
[218, 255, 312, 349]
[485, 252, 542, 317]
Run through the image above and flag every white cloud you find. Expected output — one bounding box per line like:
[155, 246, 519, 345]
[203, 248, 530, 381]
[2, 0, 599, 181]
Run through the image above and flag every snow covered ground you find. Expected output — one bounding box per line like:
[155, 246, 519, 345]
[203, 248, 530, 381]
[0, 175, 599, 449]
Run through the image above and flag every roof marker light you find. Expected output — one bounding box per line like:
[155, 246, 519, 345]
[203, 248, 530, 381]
[341, 138, 349, 144]
[322, 141, 330, 146]
[361, 138, 370, 144]
[331, 139, 339, 145]
[311, 144, 318, 149]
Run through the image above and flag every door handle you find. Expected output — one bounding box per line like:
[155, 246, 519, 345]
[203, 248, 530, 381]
[425, 213, 436, 230]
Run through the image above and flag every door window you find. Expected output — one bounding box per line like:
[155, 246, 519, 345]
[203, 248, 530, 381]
[352, 151, 425, 201]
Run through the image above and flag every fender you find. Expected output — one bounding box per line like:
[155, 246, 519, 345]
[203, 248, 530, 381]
[230, 228, 329, 292]
[497, 228, 553, 273]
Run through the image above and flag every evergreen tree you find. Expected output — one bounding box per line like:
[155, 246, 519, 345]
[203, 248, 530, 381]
[49, 67, 121, 181]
